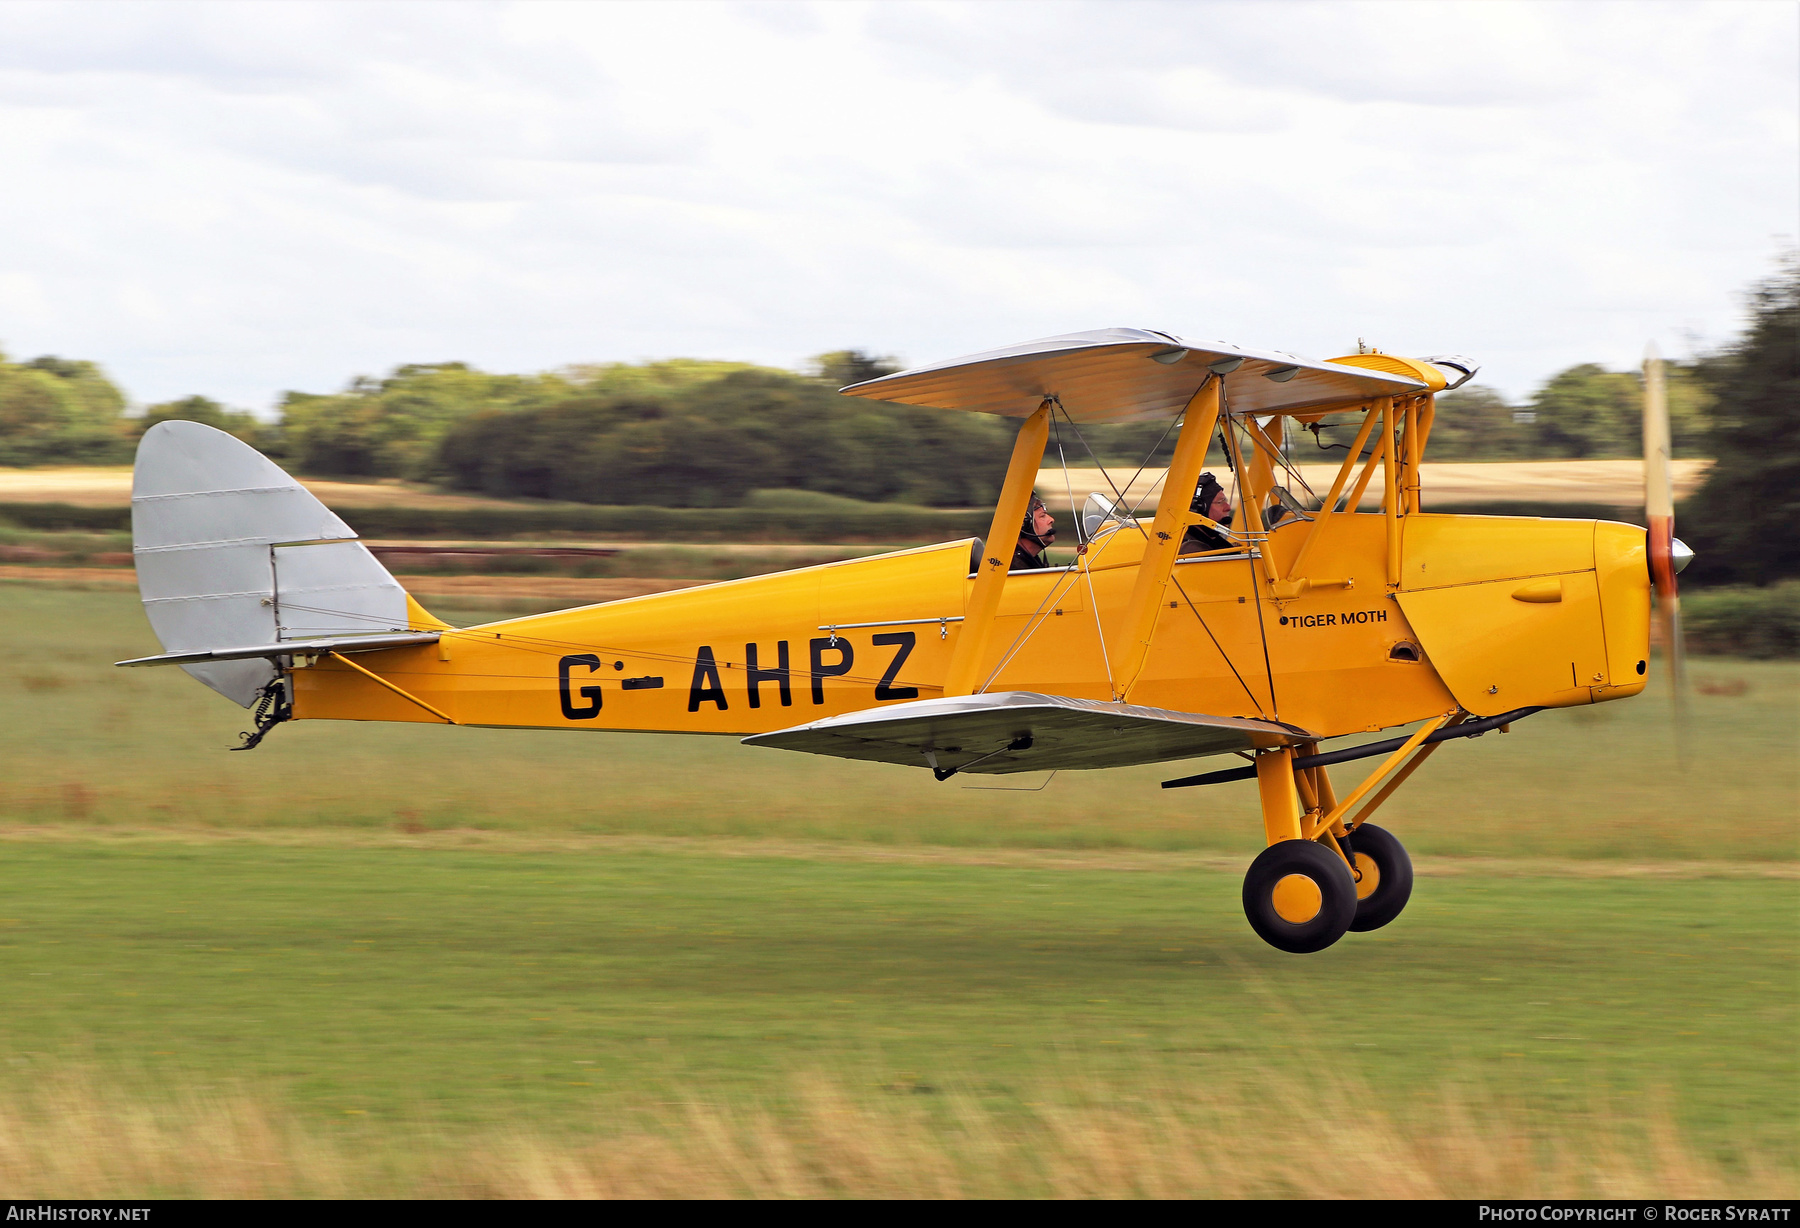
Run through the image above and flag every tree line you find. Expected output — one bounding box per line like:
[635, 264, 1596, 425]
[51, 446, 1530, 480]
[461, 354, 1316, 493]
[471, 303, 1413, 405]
[0, 350, 1017, 507]
[0, 258, 1791, 582]
[0, 344, 1721, 482]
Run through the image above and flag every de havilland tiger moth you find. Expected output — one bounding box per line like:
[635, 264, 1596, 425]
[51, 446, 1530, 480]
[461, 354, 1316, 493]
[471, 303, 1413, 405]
[116, 328, 1693, 953]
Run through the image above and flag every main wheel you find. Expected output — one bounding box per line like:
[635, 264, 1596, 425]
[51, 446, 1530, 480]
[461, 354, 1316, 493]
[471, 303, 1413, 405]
[1242, 839, 1358, 953]
[1344, 823, 1413, 932]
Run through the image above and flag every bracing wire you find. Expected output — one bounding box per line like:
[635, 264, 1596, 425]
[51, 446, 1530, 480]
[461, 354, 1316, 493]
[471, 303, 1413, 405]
[973, 560, 1085, 694]
[975, 402, 1153, 697]
[1219, 398, 1282, 720]
[1168, 572, 1267, 718]
[1052, 411, 1080, 547]
[282, 599, 930, 692]
[1050, 411, 1153, 542]
[1115, 408, 1186, 522]
[962, 771, 1058, 792]
[1054, 403, 1119, 698]
[1263, 419, 1321, 506]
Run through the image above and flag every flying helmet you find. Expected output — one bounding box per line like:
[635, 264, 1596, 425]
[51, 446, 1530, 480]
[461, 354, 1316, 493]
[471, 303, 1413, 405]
[1190, 472, 1232, 524]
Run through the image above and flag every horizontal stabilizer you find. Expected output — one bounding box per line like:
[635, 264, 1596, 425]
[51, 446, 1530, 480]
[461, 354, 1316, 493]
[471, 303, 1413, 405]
[743, 691, 1313, 776]
[116, 632, 441, 669]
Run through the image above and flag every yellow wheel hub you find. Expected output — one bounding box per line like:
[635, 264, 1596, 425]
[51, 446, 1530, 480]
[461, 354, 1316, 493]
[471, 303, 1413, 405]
[1271, 873, 1323, 924]
[1353, 852, 1381, 900]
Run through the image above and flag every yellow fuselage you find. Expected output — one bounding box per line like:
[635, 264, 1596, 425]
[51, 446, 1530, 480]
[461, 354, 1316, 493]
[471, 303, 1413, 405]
[291, 511, 1651, 747]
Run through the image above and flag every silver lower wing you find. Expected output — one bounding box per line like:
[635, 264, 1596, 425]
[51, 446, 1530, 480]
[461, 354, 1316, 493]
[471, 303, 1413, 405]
[742, 691, 1314, 776]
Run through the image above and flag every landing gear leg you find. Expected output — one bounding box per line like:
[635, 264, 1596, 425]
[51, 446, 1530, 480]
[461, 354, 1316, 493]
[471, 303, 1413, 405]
[1242, 748, 1356, 953]
[1301, 761, 1413, 930]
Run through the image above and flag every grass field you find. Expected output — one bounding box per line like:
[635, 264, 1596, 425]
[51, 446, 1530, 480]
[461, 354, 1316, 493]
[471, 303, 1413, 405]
[1, 582, 1795, 1197]
[0, 836, 1791, 1196]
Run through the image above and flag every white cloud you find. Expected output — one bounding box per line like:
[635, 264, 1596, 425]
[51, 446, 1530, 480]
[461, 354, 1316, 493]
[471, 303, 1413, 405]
[0, 0, 1791, 412]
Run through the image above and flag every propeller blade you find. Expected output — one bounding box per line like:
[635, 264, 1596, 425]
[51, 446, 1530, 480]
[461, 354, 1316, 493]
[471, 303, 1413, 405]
[1667, 597, 1687, 696]
[1643, 344, 1680, 591]
[1653, 588, 1688, 695]
[1654, 588, 1690, 768]
[1643, 341, 1676, 593]
[1644, 343, 1688, 764]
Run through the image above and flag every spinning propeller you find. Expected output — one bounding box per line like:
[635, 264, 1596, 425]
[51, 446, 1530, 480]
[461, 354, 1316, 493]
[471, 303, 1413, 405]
[1642, 343, 1694, 706]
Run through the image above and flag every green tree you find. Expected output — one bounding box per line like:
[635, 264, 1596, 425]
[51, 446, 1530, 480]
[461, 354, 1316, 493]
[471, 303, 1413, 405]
[1663, 364, 1715, 456]
[433, 364, 1015, 508]
[698, 367, 1011, 505]
[1302, 385, 1537, 462]
[138, 395, 266, 447]
[0, 351, 131, 465]
[436, 389, 781, 507]
[564, 358, 774, 398]
[811, 350, 902, 388]
[1684, 255, 1800, 585]
[279, 362, 574, 478]
[1527, 363, 1711, 458]
[1305, 366, 1712, 462]
[1527, 364, 1640, 457]
[1415, 386, 1536, 460]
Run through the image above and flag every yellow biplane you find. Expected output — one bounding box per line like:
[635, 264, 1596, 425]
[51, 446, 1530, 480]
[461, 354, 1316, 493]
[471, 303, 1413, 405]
[117, 328, 1692, 953]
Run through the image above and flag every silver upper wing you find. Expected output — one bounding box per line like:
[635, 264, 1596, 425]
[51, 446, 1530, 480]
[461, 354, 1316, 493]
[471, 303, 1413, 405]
[841, 328, 1428, 423]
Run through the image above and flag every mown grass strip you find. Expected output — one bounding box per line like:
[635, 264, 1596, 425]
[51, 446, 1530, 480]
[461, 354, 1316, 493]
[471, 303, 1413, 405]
[0, 839, 1792, 1157]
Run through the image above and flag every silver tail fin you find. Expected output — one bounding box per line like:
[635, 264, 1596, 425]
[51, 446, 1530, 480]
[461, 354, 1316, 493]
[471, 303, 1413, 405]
[130, 420, 420, 707]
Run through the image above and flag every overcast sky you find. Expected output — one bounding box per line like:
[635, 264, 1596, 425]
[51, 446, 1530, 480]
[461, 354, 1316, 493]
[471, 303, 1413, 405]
[0, 0, 1793, 413]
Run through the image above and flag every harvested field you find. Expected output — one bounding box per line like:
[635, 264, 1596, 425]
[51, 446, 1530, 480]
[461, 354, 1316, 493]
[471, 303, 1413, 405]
[0, 466, 555, 510]
[0, 531, 902, 569]
[1038, 459, 1711, 512]
[0, 565, 136, 589]
[0, 565, 702, 607]
[0, 460, 1713, 514]
[398, 574, 700, 605]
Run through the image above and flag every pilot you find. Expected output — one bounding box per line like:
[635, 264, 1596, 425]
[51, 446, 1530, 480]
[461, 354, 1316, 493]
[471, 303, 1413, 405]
[1012, 495, 1057, 570]
[1181, 472, 1235, 554]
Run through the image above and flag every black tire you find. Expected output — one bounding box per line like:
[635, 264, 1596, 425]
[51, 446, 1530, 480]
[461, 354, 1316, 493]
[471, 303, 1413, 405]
[1344, 823, 1414, 933]
[1242, 839, 1358, 953]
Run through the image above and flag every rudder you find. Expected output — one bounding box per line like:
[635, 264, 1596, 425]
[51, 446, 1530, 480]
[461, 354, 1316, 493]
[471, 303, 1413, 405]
[131, 421, 430, 707]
